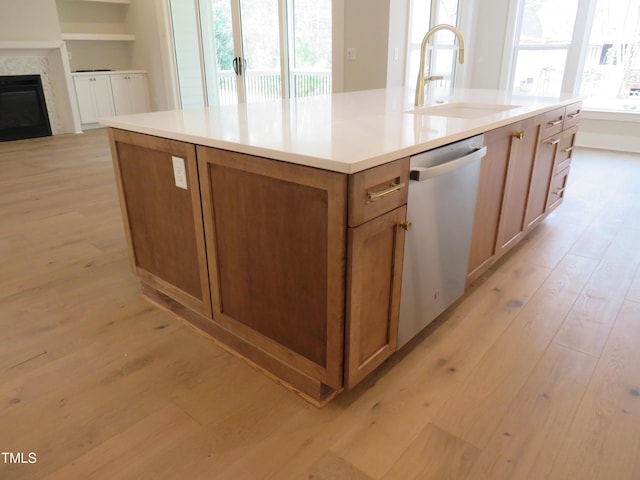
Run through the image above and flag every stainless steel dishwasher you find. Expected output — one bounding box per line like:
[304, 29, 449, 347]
[397, 135, 487, 348]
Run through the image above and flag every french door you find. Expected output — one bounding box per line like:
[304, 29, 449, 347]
[168, 0, 331, 108]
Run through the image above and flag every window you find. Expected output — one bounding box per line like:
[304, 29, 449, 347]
[579, 0, 640, 106]
[511, 0, 579, 96]
[509, 0, 640, 111]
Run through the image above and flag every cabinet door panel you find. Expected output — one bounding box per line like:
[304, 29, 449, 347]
[93, 75, 115, 118]
[109, 129, 211, 316]
[110, 74, 130, 115]
[112, 73, 150, 116]
[496, 118, 541, 253]
[73, 76, 96, 123]
[74, 75, 115, 123]
[467, 124, 510, 281]
[525, 134, 558, 228]
[198, 146, 347, 389]
[346, 206, 406, 389]
[127, 74, 150, 114]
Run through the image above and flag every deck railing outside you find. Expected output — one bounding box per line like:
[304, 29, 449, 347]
[216, 69, 331, 105]
[581, 44, 640, 97]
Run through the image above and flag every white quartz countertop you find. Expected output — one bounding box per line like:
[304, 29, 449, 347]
[100, 87, 581, 174]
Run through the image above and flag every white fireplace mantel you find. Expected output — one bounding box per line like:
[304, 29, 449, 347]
[0, 41, 82, 135]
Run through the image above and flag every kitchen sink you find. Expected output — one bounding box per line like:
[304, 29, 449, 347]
[406, 102, 521, 119]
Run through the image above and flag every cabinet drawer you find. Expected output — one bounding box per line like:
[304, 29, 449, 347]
[548, 166, 570, 212]
[555, 125, 578, 173]
[563, 101, 582, 130]
[541, 107, 565, 139]
[348, 158, 410, 227]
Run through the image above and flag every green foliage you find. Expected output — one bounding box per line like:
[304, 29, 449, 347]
[213, 8, 234, 70]
[295, 37, 317, 68]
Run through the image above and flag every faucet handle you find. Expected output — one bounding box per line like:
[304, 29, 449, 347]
[425, 75, 444, 82]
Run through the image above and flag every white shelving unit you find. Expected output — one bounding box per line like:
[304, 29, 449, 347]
[61, 33, 136, 41]
[56, 0, 135, 71]
[69, 0, 131, 4]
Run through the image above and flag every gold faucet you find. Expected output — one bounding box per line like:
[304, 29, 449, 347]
[414, 24, 465, 106]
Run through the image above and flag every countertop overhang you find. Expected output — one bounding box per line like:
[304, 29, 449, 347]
[100, 87, 581, 174]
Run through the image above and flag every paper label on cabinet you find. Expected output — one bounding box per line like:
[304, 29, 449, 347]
[172, 156, 188, 189]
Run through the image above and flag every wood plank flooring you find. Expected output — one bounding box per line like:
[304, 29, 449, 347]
[1, 129, 640, 479]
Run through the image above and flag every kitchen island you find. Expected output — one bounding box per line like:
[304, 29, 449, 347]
[101, 87, 582, 405]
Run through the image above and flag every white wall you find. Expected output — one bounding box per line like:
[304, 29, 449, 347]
[343, 0, 391, 92]
[466, 0, 512, 89]
[576, 112, 640, 154]
[126, 0, 174, 111]
[0, 0, 61, 41]
[386, 0, 409, 87]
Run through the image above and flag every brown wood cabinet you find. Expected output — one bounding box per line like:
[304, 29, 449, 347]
[345, 206, 406, 388]
[468, 115, 544, 283]
[345, 158, 409, 389]
[108, 131, 410, 404]
[547, 165, 571, 212]
[108, 129, 212, 317]
[495, 115, 542, 255]
[467, 101, 582, 284]
[547, 102, 581, 211]
[197, 146, 347, 396]
[525, 131, 562, 230]
[108, 101, 580, 404]
[467, 124, 511, 282]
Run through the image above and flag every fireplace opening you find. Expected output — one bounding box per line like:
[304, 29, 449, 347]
[0, 75, 52, 142]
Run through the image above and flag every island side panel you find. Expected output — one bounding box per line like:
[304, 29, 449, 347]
[108, 129, 212, 317]
[197, 146, 347, 390]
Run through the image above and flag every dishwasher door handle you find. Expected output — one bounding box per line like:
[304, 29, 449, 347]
[410, 146, 487, 181]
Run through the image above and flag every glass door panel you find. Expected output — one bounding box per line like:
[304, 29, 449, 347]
[290, 0, 332, 97]
[168, 0, 206, 108]
[199, 0, 238, 106]
[170, 0, 332, 106]
[238, 0, 282, 103]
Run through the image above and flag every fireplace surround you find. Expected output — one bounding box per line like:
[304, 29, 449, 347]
[0, 74, 52, 142]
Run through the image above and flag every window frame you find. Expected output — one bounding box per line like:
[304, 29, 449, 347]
[505, 0, 590, 96]
[504, 0, 638, 107]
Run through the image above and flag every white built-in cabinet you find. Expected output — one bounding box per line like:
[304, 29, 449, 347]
[110, 73, 149, 116]
[73, 74, 115, 124]
[72, 71, 150, 126]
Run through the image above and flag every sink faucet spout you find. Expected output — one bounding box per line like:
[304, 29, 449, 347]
[414, 24, 465, 107]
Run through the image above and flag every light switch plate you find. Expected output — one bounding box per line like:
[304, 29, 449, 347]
[346, 48, 357, 60]
[172, 156, 188, 189]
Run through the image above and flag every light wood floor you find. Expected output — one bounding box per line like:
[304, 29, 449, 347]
[2, 129, 640, 479]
